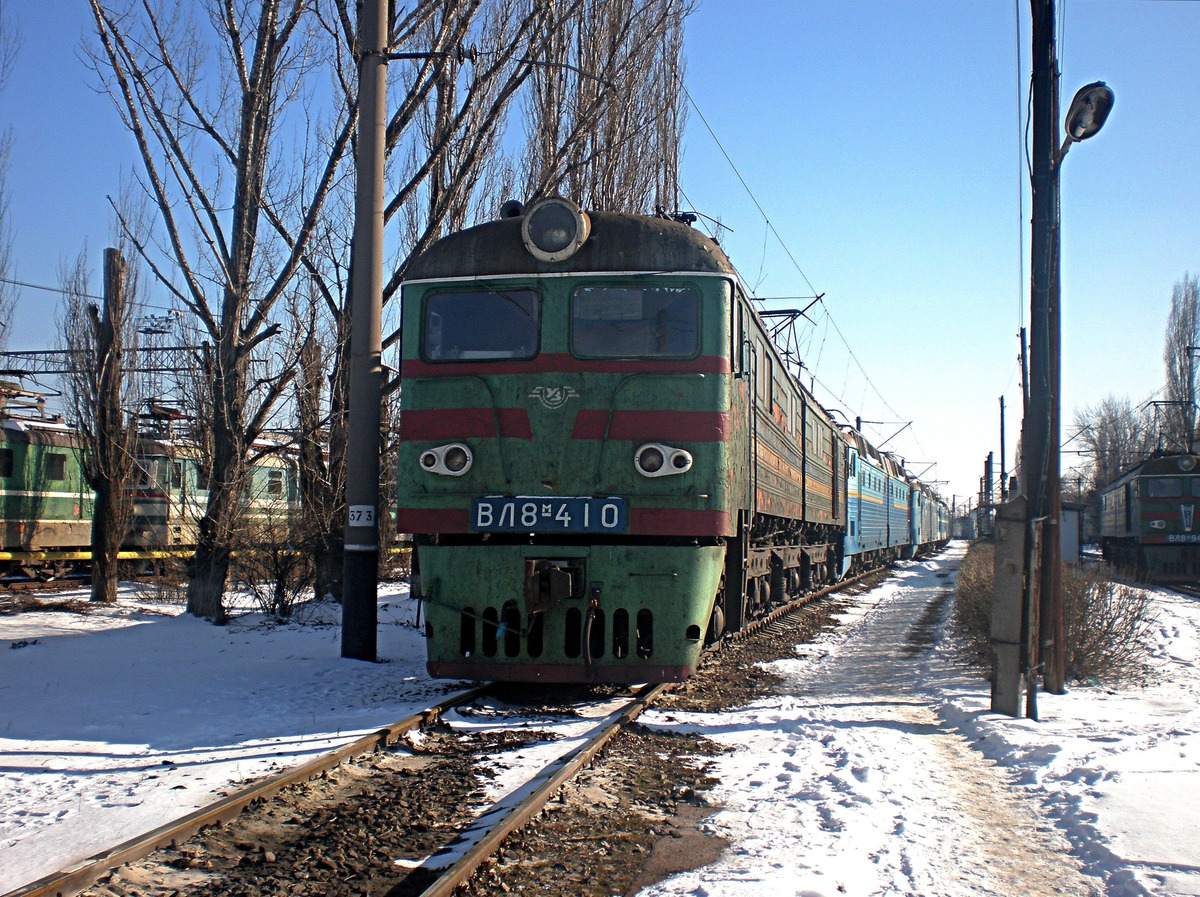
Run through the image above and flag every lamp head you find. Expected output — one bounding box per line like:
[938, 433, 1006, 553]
[1064, 81, 1114, 142]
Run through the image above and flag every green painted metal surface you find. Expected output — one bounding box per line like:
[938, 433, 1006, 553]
[419, 542, 725, 675]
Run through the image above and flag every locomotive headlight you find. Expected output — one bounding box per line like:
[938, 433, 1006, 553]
[443, 445, 471, 473]
[1180, 456, 1197, 472]
[635, 443, 692, 478]
[420, 443, 473, 476]
[522, 197, 591, 262]
[636, 445, 665, 474]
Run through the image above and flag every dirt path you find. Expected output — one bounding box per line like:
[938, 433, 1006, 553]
[637, 547, 1100, 897]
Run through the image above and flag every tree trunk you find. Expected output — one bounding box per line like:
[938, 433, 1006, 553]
[186, 533, 232, 624]
[186, 346, 247, 622]
[89, 248, 131, 604]
[89, 481, 122, 604]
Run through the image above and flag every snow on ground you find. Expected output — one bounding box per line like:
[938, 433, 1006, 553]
[0, 584, 461, 893]
[636, 544, 1200, 897]
[1, 543, 1198, 896]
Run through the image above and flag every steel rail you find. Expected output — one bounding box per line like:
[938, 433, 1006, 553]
[2, 684, 491, 897]
[409, 568, 889, 897]
[414, 682, 671, 897]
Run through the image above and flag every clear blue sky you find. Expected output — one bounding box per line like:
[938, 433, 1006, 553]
[1, 1, 1197, 507]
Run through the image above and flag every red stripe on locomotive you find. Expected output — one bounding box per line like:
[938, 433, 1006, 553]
[401, 353, 730, 378]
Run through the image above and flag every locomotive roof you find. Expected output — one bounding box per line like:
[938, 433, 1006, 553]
[404, 209, 736, 281]
[0, 418, 79, 448]
[1100, 452, 1200, 493]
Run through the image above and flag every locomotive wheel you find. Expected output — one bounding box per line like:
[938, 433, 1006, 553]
[37, 561, 71, 583]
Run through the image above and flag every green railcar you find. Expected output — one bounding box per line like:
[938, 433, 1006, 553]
[0, 421, 94, 572]
[399, 198, 847, 683]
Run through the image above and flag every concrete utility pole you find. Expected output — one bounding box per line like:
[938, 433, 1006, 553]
[1018, 0, 1113, 700]
[1017, 0, 1069, 697]
[342, 0, 389, 661]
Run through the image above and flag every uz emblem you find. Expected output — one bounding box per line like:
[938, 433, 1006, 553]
[529, 385, 579, 410]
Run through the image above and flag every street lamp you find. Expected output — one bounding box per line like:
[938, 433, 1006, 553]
[1061, 81, 1115, 150]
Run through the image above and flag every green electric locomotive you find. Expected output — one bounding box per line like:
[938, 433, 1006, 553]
[1100, 452, 1200, 581]
[398, 198, 845, 682]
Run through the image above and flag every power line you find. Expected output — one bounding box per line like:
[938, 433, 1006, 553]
[682, 85, 930, 465]
[1014, 0, 1026, 332]
[682, 86, 820, 299]
[0, 275, 182, 315]
[0, 275, 105, 302]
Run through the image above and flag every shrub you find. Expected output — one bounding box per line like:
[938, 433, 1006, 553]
[951, 544, 1156, 686]
[231, 511, 315, 620]
[952, 541, 995, 666]
[1061, 564, 1156, 685]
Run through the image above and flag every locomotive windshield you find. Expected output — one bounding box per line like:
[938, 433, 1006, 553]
[570, 285, 698, 358]
[1145, 477, 1184, 498]
[134, 457, 166, 491]
[422, 289, 538, 361]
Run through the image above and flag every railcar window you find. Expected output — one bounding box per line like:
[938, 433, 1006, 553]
[423, 289, 538, 361]
[762, 354, 774, 409]
[267, 469, 284, 496]
[571, 286, 698, 358]
[1192, 479, 1200, 497]
[1146, 477, 1183, 498]
[45, 452, 66, 481]
[0, 447, 12, 478]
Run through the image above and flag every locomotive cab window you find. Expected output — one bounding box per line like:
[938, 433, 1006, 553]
[0, 447, 12, 478]
[423, 289, 538, 361]
[45, 452, 66, 481]
[1146, 477, 1183, 498]
[571, 285, 698, 358]
[136, 459, 162, 490]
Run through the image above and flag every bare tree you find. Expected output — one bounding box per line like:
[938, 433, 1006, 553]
[295, 321, 341, 600]
[0, 134, 13, 354]
[326, 0, 690, 590]
[87, 0, 358, 622]
[1163, 273, 1200, 452]
[58, 245, 142, 604]
[0, 1, 18, 353]
[87, 0, 695, 618]
[1072, 395, 1156, 492]
[295, 0, 570, 595]
[522, 0, 690, 212]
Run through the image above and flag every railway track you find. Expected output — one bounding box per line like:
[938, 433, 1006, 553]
[3, 565, 890, 897]
[1168, 582, 1200, 600]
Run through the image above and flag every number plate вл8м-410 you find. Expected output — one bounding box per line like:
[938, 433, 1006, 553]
[470, 496, 628, 534]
